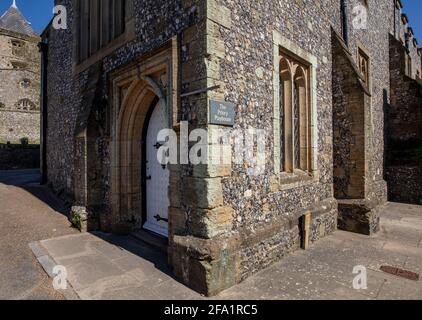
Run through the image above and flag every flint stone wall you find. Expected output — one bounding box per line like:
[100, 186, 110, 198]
[386, 166, 422, 205]
[44, 0, 415, 296]
[0, 110, 40, 142]
[46, 0, 204, 200]
[388, 35, 422, 142]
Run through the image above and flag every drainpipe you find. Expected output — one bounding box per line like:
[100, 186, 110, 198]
[38, 40, 48, 185]
[341, 0, 349, 46]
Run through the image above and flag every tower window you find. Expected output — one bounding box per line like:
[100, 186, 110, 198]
[11, 39, 25, 56]
[16, 99, 37, 111]
[20, 79, 31, 88]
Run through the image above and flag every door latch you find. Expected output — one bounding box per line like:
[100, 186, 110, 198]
[154, 142, 164, 149]
[154, 214, 169, 223]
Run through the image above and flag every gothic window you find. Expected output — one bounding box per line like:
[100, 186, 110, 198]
[16, 99, 36, 111]
[11, 39, 25, 56]
[279, 50, 311, 173]
[11, 39, 23, 48]
[358, 48, 370, 85]
[78, 0, 127, 62]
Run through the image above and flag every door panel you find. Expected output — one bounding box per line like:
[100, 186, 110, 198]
[144, 99, 169, 237]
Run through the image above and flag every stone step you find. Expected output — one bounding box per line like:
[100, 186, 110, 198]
[131, 229, 168, 254]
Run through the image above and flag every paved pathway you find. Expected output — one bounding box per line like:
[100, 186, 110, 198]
[0, 170, 77, 300]
[35, 204, 422, 300]
[1, 170, 421, 300]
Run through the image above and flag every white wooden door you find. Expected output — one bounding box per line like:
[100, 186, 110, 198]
[144, 99, 169, 237]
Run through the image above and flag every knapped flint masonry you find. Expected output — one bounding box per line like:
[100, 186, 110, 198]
[41, 0, 422, 296]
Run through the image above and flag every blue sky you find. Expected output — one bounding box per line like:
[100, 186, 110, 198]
[0, 0, 54, 34]
[0, 0, 421, 40]
[402, 0, 422, 42]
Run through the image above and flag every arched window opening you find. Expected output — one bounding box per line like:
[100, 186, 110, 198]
[15, 99, 37, 111]
[279, 51, 311, 174]
[20, 78, 31, 88]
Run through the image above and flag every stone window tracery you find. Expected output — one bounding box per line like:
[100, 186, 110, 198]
[279, 51, 312, 173]
[15, 99, 37, 111]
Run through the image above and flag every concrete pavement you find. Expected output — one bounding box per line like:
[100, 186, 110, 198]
[0, 170, 77, 300]
[1, 170, 421, 300]
[34, 203, 422, 300]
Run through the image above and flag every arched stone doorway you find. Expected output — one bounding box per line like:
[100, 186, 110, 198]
[111, 79, 167, 233]
[106, 43, 180, 243]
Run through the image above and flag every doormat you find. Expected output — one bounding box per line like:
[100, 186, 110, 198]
[380, 266, 420, 281]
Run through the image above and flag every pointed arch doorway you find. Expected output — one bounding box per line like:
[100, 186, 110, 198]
[109, 45, 178, 239]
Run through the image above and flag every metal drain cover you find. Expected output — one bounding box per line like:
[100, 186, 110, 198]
[380, 266, 420, 281]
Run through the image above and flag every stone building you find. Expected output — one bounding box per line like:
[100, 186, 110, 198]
[42, 0, 421, 295]
[0, 1, 41, 143]
[384, 1, 422, 205]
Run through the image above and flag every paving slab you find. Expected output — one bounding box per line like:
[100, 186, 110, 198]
[30, 203, 422, 300]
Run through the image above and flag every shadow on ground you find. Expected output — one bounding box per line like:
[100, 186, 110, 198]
[0, 169, 68, 217]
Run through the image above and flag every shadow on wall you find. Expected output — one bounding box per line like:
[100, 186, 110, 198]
[384, 86, 422, 206]
[0, 143, 40, 170]
[385, 138, 422, 205]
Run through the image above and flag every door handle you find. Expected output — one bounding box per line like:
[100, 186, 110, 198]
[154, 215, 168, 223]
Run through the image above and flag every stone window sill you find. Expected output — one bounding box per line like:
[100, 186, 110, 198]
[270, 170, 319, 192]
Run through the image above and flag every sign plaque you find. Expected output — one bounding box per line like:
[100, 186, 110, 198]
[208, 100, 235, 126]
